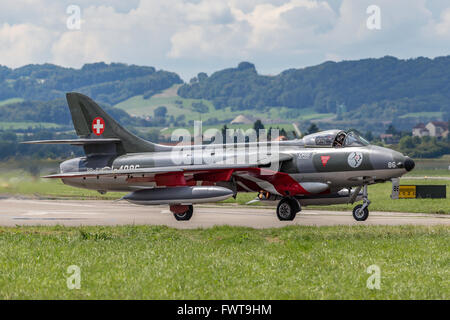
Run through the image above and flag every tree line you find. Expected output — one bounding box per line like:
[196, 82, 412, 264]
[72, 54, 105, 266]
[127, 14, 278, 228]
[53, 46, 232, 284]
[0, 62, 182, 106]
[178, 57, 450, 122]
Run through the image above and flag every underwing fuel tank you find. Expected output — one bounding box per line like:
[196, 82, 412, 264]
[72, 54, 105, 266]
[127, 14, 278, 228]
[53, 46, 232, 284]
[123, 186, 234, 205]
[296, 188, 363, 206]
[250, 188, 363, 206]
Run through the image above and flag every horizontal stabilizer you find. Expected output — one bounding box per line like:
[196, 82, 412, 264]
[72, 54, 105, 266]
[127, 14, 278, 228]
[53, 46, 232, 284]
[21, 138, 121, 145]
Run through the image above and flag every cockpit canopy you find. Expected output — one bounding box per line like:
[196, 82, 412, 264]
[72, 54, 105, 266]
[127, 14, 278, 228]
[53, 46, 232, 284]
[302, 130, 369, 148]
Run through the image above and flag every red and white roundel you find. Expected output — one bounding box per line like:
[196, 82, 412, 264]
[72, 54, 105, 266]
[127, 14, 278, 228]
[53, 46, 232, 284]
[92, 117, 105, 136]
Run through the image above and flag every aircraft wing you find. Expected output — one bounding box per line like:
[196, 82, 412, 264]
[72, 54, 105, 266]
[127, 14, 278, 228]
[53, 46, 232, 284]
[43, 164, 247, 179]
[43, 152, 329, 197]
[42, 153, 294, 179]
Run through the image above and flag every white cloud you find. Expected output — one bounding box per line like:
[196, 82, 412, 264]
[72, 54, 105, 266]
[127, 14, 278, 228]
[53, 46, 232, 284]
[0, 0, 448, 79]
[168, 0, 337, 60]
[51, 31, 110, 67]
[168, 22, 251, 58]
[0, 23, 54, 67]
[435, 8, 450, 36]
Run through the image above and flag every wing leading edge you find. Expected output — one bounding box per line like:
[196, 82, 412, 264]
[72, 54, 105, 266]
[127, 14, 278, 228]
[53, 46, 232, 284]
[22, 138, 121, 145]
[42, 153, 294, 179]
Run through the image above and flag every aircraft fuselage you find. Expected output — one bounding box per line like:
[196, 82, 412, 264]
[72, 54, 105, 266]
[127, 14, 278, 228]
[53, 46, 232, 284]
[60, 144, 412, 195]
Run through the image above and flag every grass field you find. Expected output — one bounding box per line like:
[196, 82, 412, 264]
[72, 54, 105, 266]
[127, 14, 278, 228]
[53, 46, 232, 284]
[399, 111, 443, 119]
[114, 85, 333, 123]
[0, 169, 447, 214]
[408, 156, 450, 173]
[115, 92, 215, 120]
[405, 169, 449, 177]
[0, 170, 122, 200]
[0, 97, 24, 106]
[0, 225, 447, 299]
[0, 121, 61, 130]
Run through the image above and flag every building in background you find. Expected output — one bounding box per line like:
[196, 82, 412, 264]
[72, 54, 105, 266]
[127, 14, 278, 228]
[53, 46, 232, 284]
[380, 134, 398, 144]
[230, 115, 253, 125]
[412, 123, 429, 137]
[412, 121, 448, 138]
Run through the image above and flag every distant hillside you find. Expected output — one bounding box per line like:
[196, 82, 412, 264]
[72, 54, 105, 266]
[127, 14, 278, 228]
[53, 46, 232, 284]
[0, 58, 449, 135]
[0, 62, 182, 105]
[178, 57, 450, 121]
[0, 99, 150, 128]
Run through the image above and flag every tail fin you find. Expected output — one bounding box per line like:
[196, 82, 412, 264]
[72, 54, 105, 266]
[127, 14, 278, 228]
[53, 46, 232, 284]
[66, 92, 170, 154]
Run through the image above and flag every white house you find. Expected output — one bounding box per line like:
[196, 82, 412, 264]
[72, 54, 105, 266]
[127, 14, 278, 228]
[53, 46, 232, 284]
[412, 121, 448, 138]
[425, 121, 448, 138]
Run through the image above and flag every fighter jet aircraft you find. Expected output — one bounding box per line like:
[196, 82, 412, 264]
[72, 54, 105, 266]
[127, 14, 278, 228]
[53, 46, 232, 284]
[24, 93, 415, 221]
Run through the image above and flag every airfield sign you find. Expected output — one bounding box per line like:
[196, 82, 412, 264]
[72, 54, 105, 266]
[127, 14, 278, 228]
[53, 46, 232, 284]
[398, 185, 416, 198]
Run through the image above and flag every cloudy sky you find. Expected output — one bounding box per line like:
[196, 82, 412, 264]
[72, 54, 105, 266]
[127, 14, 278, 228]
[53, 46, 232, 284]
[0, 0, 449, 80]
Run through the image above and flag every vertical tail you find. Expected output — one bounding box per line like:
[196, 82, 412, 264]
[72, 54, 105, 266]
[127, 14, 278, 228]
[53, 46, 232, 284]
[66, 92, 170, 154]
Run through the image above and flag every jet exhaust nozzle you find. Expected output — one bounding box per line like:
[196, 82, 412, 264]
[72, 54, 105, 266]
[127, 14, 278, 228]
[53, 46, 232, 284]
[123, 186, 234, 205]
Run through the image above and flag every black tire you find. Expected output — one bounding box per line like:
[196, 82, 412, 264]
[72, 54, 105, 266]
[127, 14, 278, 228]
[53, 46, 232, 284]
[290, 198, 301, 214]
[276, 198, 297, 221]
[352, 204, 369, 221]
[173, 205, 193, 221]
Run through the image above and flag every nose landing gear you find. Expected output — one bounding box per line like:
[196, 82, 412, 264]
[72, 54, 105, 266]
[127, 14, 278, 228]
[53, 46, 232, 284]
[352, 185, 370, 221]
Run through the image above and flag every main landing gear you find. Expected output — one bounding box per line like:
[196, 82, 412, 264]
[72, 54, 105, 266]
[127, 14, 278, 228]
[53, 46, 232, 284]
[170, 205, 193, 221]
[352, 185, 370, 221]
[276, 197, 301, 221]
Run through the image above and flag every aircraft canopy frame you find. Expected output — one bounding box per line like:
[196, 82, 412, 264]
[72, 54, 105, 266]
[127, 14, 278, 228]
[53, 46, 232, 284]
[302, 130, 369, 148]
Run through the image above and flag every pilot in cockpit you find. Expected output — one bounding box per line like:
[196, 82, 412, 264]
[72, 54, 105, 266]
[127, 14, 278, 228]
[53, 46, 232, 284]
[333, 132, 346, 147]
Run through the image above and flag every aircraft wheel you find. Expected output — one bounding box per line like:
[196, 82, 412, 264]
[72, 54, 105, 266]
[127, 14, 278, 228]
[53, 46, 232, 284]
[276, 198, 297, 221]
[352, 204, 369, 221]
[173, 205, 193, 221]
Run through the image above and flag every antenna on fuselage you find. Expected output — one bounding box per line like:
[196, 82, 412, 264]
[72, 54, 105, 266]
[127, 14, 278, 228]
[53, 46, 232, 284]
[292, 123, 302, 138]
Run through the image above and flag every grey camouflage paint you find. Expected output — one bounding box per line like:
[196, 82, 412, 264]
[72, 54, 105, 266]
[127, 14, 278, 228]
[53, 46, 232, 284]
[33, 93, 414, 206]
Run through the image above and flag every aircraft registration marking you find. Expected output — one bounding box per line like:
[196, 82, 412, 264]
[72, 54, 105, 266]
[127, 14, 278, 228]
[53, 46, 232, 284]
[297, 153, 312, 159]
[117, 164, 140, 170]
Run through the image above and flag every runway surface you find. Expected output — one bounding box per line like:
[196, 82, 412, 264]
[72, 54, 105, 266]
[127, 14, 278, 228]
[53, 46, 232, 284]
[0, 198, 448, 228]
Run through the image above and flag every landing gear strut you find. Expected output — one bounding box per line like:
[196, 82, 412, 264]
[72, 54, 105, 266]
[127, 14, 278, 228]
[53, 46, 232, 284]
[352, 185, 370, 221]
[170, 205, 193, 221]
[276, 197, 301, 221]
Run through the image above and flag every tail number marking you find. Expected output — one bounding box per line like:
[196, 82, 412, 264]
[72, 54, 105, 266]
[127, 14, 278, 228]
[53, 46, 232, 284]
[117, 165, 140, 170]
[387, 162, 397, 168]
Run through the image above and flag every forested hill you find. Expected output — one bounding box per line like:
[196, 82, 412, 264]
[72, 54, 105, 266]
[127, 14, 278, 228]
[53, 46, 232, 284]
[0, 99, 148, 128]
[0, 57, 449, 126]
[178, 57, 450, 121]
[0, 62, 182, 105]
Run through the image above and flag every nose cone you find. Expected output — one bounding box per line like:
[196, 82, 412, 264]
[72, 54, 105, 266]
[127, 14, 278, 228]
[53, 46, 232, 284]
[404, 157, 415, 172]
